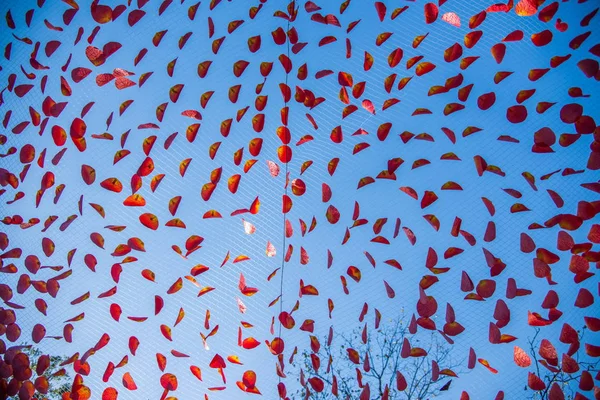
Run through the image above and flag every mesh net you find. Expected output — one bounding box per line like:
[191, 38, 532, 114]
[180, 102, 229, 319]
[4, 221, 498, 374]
[0, 0, 599, 399]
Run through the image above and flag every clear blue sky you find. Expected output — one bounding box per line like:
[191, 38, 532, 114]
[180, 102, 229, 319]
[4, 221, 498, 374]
[1, 0, 598, 399]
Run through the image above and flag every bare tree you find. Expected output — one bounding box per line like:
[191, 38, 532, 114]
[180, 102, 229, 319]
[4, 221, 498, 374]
[525, 327, 599, 400]
[291, 316, 463, 400]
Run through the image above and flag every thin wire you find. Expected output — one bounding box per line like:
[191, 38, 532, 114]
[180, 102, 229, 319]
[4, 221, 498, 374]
[276, 0, 292, 387]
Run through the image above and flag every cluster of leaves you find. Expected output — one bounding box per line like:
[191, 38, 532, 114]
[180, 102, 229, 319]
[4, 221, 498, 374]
[3, 345, 71, 400]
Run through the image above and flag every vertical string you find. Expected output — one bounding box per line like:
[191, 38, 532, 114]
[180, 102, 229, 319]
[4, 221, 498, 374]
[276, 0, 293, 386]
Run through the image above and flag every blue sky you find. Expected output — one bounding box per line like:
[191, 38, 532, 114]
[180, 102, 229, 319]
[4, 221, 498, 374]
[1, 0, 599, 399]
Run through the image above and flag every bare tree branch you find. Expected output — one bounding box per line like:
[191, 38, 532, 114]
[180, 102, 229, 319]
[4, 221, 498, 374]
[290, 315, 465, 399]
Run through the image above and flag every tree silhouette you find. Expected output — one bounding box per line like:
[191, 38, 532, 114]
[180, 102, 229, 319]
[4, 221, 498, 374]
[291, 315, 464, 399]
[524, 327, 599, 400]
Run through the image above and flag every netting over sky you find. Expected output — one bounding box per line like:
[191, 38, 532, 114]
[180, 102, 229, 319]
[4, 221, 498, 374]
[0, 0, 599, 399]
